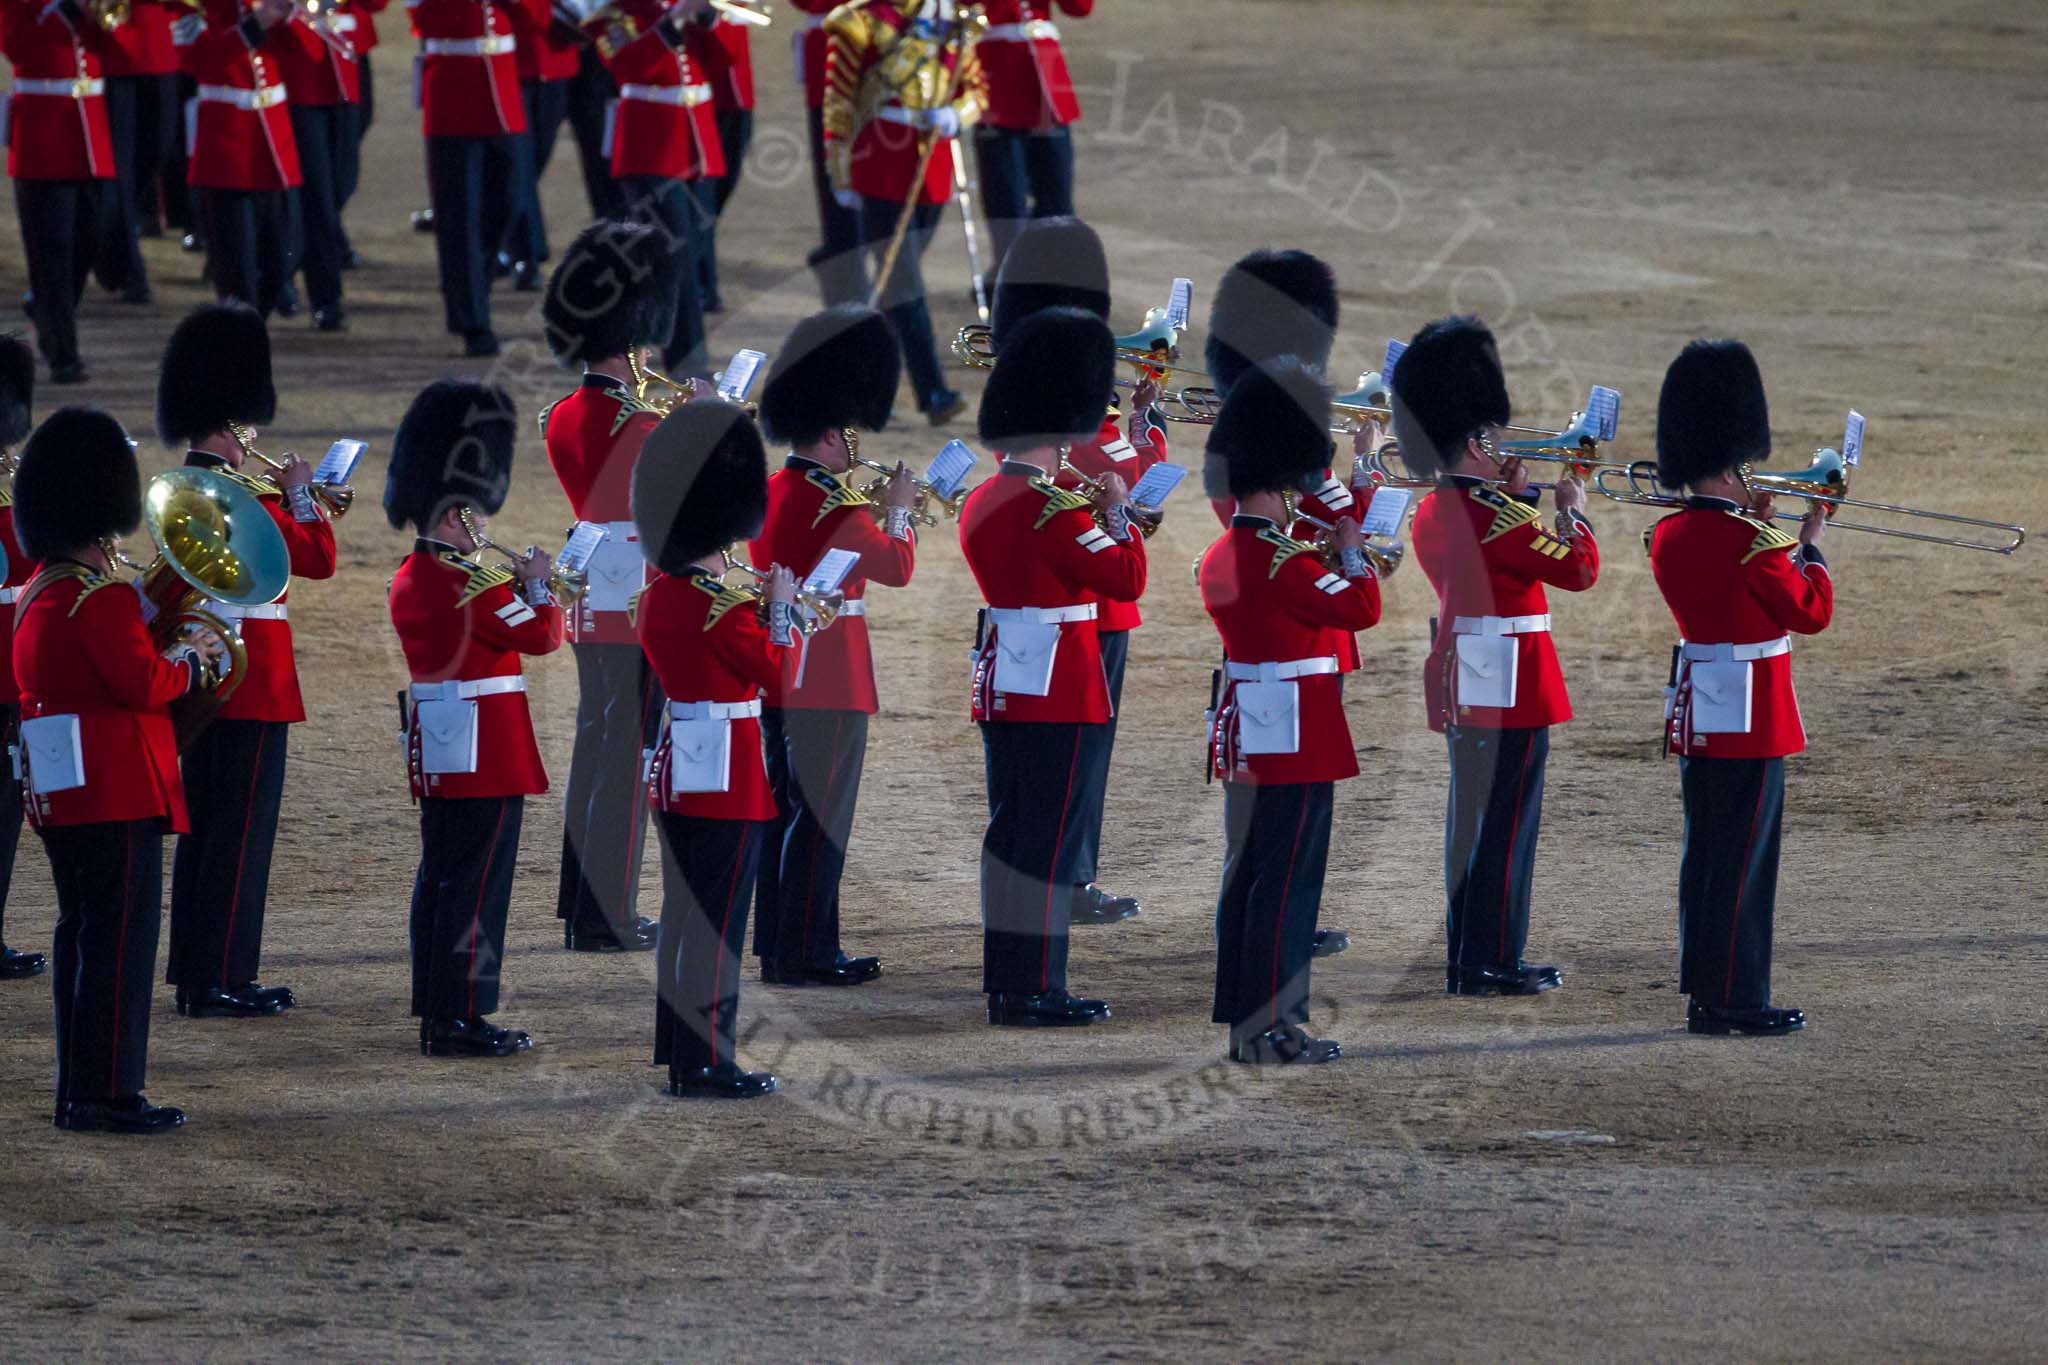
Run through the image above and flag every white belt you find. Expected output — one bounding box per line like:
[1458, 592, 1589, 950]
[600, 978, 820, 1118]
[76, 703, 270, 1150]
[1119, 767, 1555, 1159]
[10, 77, 105, 98]
[1224, 656, 1338, 684]
[1681, 636, 1790, 663]
[422, 35, 515, 56]
[618, 81, 712, 107]
[989, 603, 1097, 626]
[875, 105, 929, 126]
[835, 600, 866, 618]
[1452, 613, 1551, 636]
[411, 675, 527, 701]
[982, 20, 1059, 42]
[197, 83, 289, 109]
[207, 602, 288, 622]
[0, 588, 16, 606]
[669, 698, 761, 721]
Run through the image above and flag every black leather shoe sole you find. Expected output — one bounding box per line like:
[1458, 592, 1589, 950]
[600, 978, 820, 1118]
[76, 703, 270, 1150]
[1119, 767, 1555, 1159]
[1311, 929, 1350, 959]
[1688, 1012, 1805, 1037]
[423, 1033, 533, 1058]
[1069, 902, 1140, 926]
[986, 1001, 1109, 1028]
[177, 993, 288, 1018]
[0, 952, 47, 980]
[55, 1102, 186, 1134]
[1448, 971, 1561, 998]
[668, 1071, 776, 1098]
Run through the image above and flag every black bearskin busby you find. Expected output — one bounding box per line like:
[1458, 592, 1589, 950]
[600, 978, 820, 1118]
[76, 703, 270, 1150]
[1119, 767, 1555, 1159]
[758, 305, 901, 448]
[155, 303, 277, 447]
[542, 220, 681, 368]
[1388, 315, 1511, 479]
[14, 408, 142, 562]
[977, 308, 1116, 453]
[383, 380, 518, 532]
[1202, 359, 1335, 501]
[1655, 339, 1771, 489]
[631, 401, 768, 575]
[990, 216, 1112, 351]
[1204, 249, 1339, 395]
[0, 334, 33, 449]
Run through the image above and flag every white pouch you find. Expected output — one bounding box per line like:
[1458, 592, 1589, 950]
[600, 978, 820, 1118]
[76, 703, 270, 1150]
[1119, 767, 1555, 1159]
[991, 620, 1060, 697]
[20, 714, 85, 795]
[415, 698, 480, 774]
[1233, 680, 1301, 756]
[667, 715, 733, 795]
[1686, 660, 1754, 735]
[582, 534, 644, 613]
[1455, 634, 1519, 710]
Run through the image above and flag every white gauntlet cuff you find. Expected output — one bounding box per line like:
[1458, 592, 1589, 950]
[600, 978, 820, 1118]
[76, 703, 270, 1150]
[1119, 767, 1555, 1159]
[1339, 545, 1373, 580]
[1104, 505, 1134, 542]
[286, 482, 320, 524]
[522, 577, 556, 608]
[885, 505, 914, 541]
[767, 599, 796, 646]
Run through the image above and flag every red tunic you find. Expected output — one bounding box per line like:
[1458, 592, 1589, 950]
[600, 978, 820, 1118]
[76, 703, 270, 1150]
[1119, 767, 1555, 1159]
[338, 0, 384, 53]
[273, 8, 360, 105]
[748, 458, 916, 714]
[1649, 500, 1834, 760]
[957, 460, 1146, 725]
[1292, 468, 1367, 672]
[789, 0, 831, 109]
[389, 545, 562, 799]
[507, 0, 574, 82]
[975, 0, 1086, 129]
[821, 1, 983, 205]
[185, 1, 302, 190]
[638, 569, 793, 821]
[687, 10, 750, 111]
[1053, 409, 1165, 633]
[0, 501, 33, 703]
[103, 0, 178, 77]
[1, 0, 117, 181]
[540, 375, 659, 647]
[1411, 478, 1600, 732]
[1200, 517, 1381, 786]
[412, 0, 524, 138]
[602, 16, 720, 180]
[13, 566, 192, 832]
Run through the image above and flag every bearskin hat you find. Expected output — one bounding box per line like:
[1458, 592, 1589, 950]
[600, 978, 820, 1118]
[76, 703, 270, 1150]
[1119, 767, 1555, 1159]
[1388, 316, 1511, 479]
[758, 306, 901, 447]
[1655, 339, 1771, 489]
[1202, 359, 1335, 501]
[383, 380, 517, 532]
[0, 334, 33, 449]
[631, 401, 768, 574]
[155, 303, 277, 447]
[1204, 249, 1339, 395]
[990, 216, 1112, 352]
[978, 308, 1116, 452]
[542, 220, 681, 368]
[14, 408, 142, 562]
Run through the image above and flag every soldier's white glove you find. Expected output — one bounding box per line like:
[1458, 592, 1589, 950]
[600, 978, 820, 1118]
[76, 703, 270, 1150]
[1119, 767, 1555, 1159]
[919, 106, 960, 139]
[833, 187, 861, 211]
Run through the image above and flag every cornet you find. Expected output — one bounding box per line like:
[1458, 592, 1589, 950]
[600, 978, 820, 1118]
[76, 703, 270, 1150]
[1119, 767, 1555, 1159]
[720, 550, 842, 635]
[849, 454, 964, 528]
[227, 421, 354, 518]
[1059, 449, 1165, 539]
[458, 507, 592, 601]
[1282, 492, 1404, 578]
[627, 352, 699, 415]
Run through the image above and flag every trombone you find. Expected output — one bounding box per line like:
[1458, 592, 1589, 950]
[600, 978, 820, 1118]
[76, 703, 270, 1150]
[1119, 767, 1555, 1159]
[1281, 491, 1405, 578]
[951, 316, 1227, 426]
[227, 421, 354, 518]
[458, 507, 593, 601]
[720, 550, 843, 635]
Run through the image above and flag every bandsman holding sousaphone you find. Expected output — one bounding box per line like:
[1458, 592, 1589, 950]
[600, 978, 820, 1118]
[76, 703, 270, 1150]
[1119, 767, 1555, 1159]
[155, 304, 345, 1021]
[0, 337, 44, 980]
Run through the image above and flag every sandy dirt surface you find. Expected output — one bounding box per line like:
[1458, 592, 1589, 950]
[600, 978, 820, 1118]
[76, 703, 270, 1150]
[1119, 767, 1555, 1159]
[2, 0, 2045, 1357]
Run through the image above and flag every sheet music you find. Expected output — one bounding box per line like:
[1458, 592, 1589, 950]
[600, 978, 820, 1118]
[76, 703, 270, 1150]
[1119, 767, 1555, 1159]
[1842, 410, 1865, 467]
[1382, 338, 1407, 385]
[717, 349, 767, 402]
[557, 521, 610, 574]
[1128, 462, 1188, 510]
[925, 439, 977, 498]
[1585, 386, 1621, 443]
[1166, 278, 1193, 331]
[805, 548, 860, 596]
[1360, 486, 1412, 537]
[314, 439, 366, 486]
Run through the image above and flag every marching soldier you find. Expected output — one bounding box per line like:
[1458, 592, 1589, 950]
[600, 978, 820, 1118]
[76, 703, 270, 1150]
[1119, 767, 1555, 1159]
[822, 0, 986, 423]
[1394, 316, 1600, 997]
[750, 304, 913, 987]
[1648, 340, 1831, 1036]
[685, 2, 753, 313]
[959, 307, 1145, 1027]
[156, 304, 338, 1018]
[1199, 362, 1380, 1065]
[14, 406, 217, 1133]
[0, 336, 43, 979]
[187, 0, 303, 317]
[970, 0, 1089, 285]
[4, 0, 119, 383]
[333, 0, 384, 254]
[539, 220, 676, 953]
[631, 400, 795, 1098]
[499, 0, 579, 289]
[274, 0, 359, 329]
[790, 0, 864, 305]
[386, 379, 562, 1057]
[94, 0, 179, 302]
[560, 24, 622, 221]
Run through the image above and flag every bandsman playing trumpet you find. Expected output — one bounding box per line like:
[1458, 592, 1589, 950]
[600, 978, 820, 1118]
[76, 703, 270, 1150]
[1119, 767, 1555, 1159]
[1395, 316, 1599, 998]
[157, 305, 339, 1021]
[386, 380, 563, 1058]
[749, 305, 915, 988]
[0, 337, 43, 980]
[1647, 340, 1831, 1037]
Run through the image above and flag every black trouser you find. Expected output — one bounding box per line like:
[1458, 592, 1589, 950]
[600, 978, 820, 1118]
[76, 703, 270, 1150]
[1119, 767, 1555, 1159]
[505, 77, 569, 267]
[287, 104, 353, 312]
[353, 52, 375, 150]
[162, 75, 197, 232]
[1213, 780, 1332, 1041]
[410, 795, 524, 1019]
[1678, 756, 1784, 1009]
[861, 196, 947, 408]
[565, 50, 622, 220]
[618, 174, 708, 376]
[0, 705, 24, 945]
[556, 642, 663, 937]
[426, 133, 518, 339]
[15, 178, 104, 372]
[43, 819, 163, 1107]
[804, 104, 867, 306]
[979, 720, 1096, 996]
[96, 73, 176, 290]
[753, 706, 868, 969]
[1443, 724, 1549, 975]
[690, 107, 752, 306]
[198, 186, 290, 316]
[1068, 627, 1127, 892]
[970, 124, 1073, 283]
[166, 719, 290, 990]
[653, 811, 762, 1075]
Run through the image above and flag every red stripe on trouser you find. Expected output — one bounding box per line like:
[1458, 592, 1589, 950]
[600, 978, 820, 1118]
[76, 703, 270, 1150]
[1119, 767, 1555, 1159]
[1722, 774, 1769, 1005]
[108, 825, 136, 1099]
[798, 713, 845, 962]
[709, 829, 749, 1064]
[1498, 734, 1536, 967]
[618, 667, 654, 929]
[468, 801, 510, 1018]
[1039, 729, 1084, 991]
[1267, 788, 1312, 1029]
[219, 724, 272, 985]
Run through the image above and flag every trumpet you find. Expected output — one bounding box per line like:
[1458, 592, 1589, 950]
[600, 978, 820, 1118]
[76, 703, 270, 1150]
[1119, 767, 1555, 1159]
[1059, 450, 1165, 539]
[720, 550, 842, 635]
[1282, 493, 1405, 578]
[627, 352, 700, 415]
[458, 507, 592, 601]
[849, 454, 965, 528]
[227, 421, 354, 518]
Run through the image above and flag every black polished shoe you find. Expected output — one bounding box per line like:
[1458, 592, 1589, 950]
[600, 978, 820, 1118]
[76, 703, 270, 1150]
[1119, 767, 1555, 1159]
[1230, 1024, 1342, 1066]
[565, 916, 657, 952]
[178, 984, 290, 1018]
[55, 1095, 187, 1134]
[1448, 963, 1562, 997]
[276, 282, 301, 318]
[987, 989, 1110, 1028]
[242, 982, 297, 1011]
[1069, 884, 1140, 926]
[313, 305, 347, 332]
[768, 953, 881, 987]
[925, 388, 965, 426]
[422, 1016, 533, 1057]
[668, 1061, 776, 1098]
[512, 260, 543, 291]
[50, 361, 88, 385]
[0, 945, 47, 979]
[1687, 998, 1805, 1036]
[410, 207, 435, 232]
[463, 330, 501, 358]
[1311, 928, 1350, 959]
